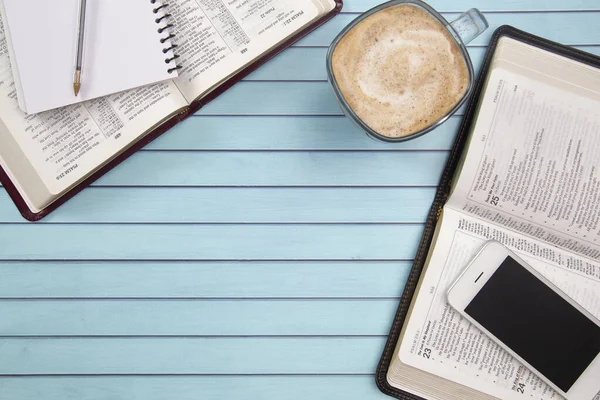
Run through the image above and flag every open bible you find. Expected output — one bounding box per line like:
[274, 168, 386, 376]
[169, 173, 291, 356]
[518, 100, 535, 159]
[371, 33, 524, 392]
[0, 0, 342, 220]
[377, 26, 600, 400]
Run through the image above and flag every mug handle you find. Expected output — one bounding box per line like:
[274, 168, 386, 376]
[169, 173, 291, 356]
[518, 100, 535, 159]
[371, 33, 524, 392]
[449, 8, 489, 45]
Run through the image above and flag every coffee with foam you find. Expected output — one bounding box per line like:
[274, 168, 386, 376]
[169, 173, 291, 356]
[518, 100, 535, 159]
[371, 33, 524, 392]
[331, 4, 469, 138]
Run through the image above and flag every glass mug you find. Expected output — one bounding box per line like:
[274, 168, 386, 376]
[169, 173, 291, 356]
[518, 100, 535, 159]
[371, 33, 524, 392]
[326, 0, 489, 143]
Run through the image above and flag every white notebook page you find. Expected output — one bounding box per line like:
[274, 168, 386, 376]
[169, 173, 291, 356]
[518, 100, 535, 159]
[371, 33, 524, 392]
[0, 0, 179, 114]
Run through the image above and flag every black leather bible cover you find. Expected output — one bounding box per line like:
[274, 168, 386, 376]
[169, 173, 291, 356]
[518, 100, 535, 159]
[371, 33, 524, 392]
[375, 24, 600, 400]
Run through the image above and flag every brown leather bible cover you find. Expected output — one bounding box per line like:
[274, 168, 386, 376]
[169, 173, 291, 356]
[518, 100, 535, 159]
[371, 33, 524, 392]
[0, 1, 343, 221]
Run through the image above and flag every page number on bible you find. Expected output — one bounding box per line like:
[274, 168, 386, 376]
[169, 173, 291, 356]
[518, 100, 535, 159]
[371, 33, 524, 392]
[516, 383, 525, 394]
[423, 348, 431, 359]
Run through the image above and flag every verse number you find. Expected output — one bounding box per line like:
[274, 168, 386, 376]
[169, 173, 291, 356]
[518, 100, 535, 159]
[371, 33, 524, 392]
[423, 348, 432, 359]
[516, 383, 526, 394]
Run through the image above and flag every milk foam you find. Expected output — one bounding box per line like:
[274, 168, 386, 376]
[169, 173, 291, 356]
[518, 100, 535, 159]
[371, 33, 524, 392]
[331, 4, 469, 138]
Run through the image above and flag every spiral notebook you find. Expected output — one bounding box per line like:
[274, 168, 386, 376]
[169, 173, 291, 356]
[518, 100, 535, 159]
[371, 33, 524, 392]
[0, 0, 180, 114]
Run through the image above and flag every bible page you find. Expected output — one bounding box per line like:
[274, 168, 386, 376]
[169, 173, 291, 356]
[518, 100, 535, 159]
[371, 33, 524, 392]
[0, 17, 188, 197]
[168, 0, 324, 102]
[446, 37, 600, 262]
[395, 208, 600, 400]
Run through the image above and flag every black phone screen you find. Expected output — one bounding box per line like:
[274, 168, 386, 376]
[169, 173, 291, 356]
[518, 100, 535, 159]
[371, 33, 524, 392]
[464, 256, 600, 392]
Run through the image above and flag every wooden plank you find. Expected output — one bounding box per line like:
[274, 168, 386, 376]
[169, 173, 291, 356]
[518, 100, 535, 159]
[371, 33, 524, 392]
[198, 82, 347, 115]
[0, 337, 385, 374]
[244, 47, 330, 81]
[0, 376, 389, 400]
[244, 46, 600, 81]
[0, 300, 398, 336]
[297, 12, 600, 47]
[0, 188, 435, 223]
[0, 224, 424, 260]
[339, 0, 600, 12]
[89, 152, 448, 187]
[149, 116, 460, 151]
[0, 261, 410, 298]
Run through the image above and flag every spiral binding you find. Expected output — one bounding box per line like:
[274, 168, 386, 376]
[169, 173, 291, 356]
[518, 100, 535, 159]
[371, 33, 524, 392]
[151, 0, 182, 74]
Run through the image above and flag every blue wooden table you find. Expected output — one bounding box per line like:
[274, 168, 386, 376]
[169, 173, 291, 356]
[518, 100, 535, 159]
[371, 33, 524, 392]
[1, 1, 599, 399]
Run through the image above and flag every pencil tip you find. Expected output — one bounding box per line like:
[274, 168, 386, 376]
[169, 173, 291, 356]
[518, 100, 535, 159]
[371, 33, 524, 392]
[74, 83, 81, 96]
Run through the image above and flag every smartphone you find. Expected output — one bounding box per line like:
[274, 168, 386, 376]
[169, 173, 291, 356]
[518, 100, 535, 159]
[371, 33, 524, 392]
[446, 240, 600, 400]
